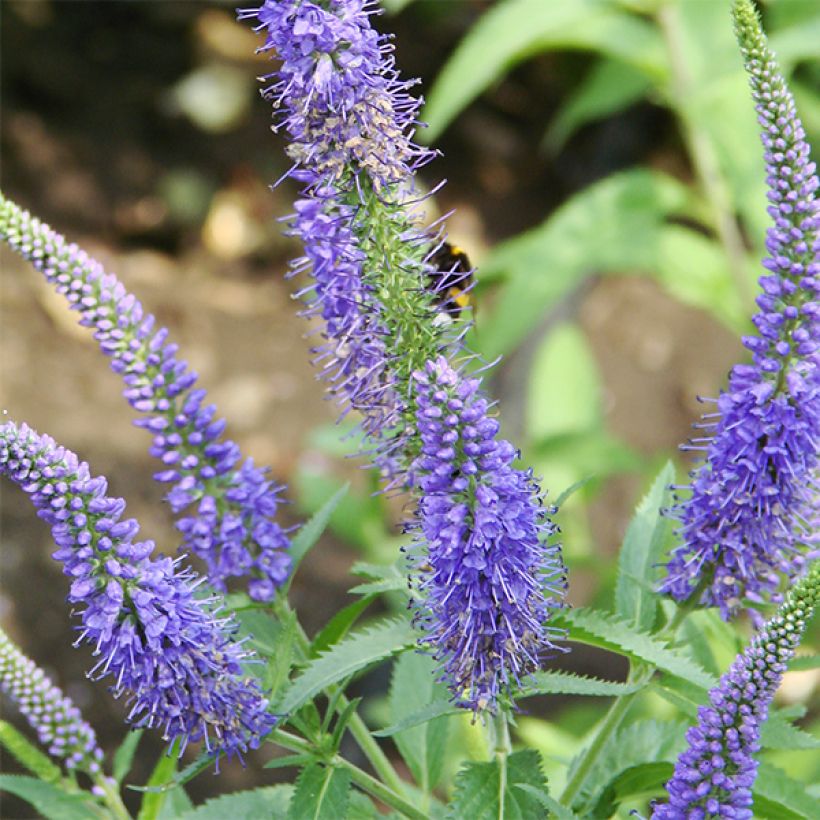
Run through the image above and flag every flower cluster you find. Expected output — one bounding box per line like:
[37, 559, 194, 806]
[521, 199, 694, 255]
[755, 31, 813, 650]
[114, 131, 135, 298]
[652, 561, 819, 819]
[0, 627, 104, 775]
[243, 0, 567, 713]
[408, 358, 566, 711]
[0, 421, 276, 760]
[0, 195, 291, 602]
[241, 0, 460, 463]
[662, 0, 819, 619]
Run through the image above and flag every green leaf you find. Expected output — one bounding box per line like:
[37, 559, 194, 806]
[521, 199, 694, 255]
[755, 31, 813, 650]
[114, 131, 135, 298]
[656, 224, 747, 331]
[522, 670, 644, 698]
[448, 749, 548, 820]
[543, 58, 653, 153]
[576, 720, 686, 815]
[514, 784, 579, 819]
[113, 729, 143, 784]
[0, 720, 62, 783]
[277, 619, 416, 715]
[422, 0, 665, 141]
[753, 762, 819, 819]
[157, 785, 194, 820]
[287, 484, 349, 582]
[479, 169, 693, 357]
[310, 596, 374, 658]
[587, 762, 674, 817]
[373, 699, 457, 738]
[237, 607, 298, 696]
[789, 654, 820, 672]
[554, 608, 716, 689]
[345, 790, 379, 820]
[614, 461, 674, 631]
[179, 786, 294, 819]
[137, 742, 188, 820]
[388, 652, 451, 790]
[0, 775, 95, 820]
[287, 764, 351, 820]
[760, 709, 820, 752]
[526, 322, 602, 442]
[348, 560, 408, 596]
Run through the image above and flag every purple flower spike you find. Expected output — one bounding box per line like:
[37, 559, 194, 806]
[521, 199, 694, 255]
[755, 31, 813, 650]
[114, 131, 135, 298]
[0, 196, 291, 601]
[0, 421, 276, 760]
[0, 627, 104, 775]
[408, 357, 567, 712]
[661, 0, 819, 619]
[652, 561, 819, 819]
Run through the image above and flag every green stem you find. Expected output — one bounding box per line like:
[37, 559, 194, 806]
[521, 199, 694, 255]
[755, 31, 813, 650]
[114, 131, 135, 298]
[95, 775, 132, 820]
[272, 729, 426, 820]
[492, 711, 512, 820]
[559, 663, 654, 809]
[276, 598, 407, 798]
[657, 1, 753, 310]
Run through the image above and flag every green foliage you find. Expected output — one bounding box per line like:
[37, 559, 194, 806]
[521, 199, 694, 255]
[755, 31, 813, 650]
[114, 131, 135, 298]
[287, 764, 351, 820]
[522, 671, 644, 698]
[388, 652, 450, 791]
[614, 461, 675, 631]
[277, 619, 416, 715]
[448, 749, 549, 820]
[752, 762, 820, 820]
[178, 786, 294, 819]
[112, 730, 143, 784]
[0, 720, 62, 783]
[555, 607, 716, 689]
[478, 169, 694, 358]
[422, 0, 665, 142]
[0, 775, 95, 820]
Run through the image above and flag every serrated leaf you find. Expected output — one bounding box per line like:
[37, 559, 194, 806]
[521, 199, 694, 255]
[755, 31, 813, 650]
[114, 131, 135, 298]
[374, 699, 457, 738]
[345, 789, 379, 819]
[236, 607, 298, 696]
[514, 784, 579, 819]
[479, 169, 693, 357]
[287, 484, 349, 583]
[753, 762, 818, 819]
[277, 619, 416, 715]
[311, 596, 374, 658]
[113, 729, 143, 784]
[522, 670, 644, 698]
[287, 764, 351, 820]
[0, 720, 62, 783]
[448, 749, 547, 820]
[0, 774, 94, 820]
[179, 786, 294, 819]
[388, 652, 451, 791]
[789, 654, 820, 672]
[555, 608, 716, 689]
[422, 0, 665, 141]
[614, 461, 674, 631]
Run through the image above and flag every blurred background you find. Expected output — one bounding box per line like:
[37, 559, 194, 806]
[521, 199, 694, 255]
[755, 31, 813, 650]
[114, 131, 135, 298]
[1, 0, 818, 814]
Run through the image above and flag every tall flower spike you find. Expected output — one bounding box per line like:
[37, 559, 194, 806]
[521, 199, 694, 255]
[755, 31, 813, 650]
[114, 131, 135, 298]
[0, 194, 291, 602]
[661, 0, 819, 619]
[652, 561, 819, 819]
[0, 627, 104, 776]
[408, 358, 567, 712]
[241, 0, 462, 470]
[0, 421, 276, 760]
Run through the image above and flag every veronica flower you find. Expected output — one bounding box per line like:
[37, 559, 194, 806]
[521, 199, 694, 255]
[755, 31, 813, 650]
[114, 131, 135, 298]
[241, 0, 458, 467]
[0, 195, 291, 602]
[652, 561, 819, 819]
[408, 358, 566, 711]
[0, 421, 276, 760]
[662, 0, 819, 619]
[0, 627, 104, 775]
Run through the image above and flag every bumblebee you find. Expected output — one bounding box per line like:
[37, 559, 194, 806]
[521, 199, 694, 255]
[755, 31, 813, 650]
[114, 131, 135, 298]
[427, 241, 474, 320]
